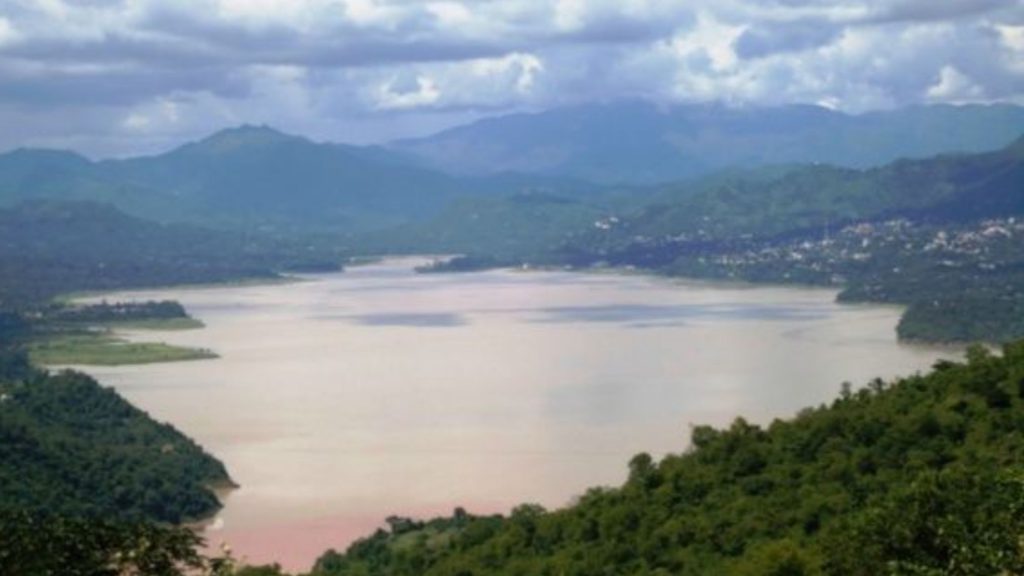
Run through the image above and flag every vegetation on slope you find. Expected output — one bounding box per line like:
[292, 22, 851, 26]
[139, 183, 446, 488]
[0, 351, 233, 524]
[365, 192, 612, 261]
[0, 125, 607, 233]
[0, 199, 344, 307]
[0, 509, 279, 576]
[655, 217, 1024, 344]
[6, 342, 1024, 576]
[307, 342, 1024, 576]
[573, 134, 1024, 252]
[400, 138, 1024, 344]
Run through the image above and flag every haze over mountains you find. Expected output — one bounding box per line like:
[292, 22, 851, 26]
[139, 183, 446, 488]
[393, 102, 1024, 184]
[0, 102, 1022, 234]
[379, 134, 1024, 261]
[0, 126, 467, 231]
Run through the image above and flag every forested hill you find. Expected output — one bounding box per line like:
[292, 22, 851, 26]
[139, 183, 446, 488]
[309, 342, 1024, 576]
[387, 135, 1024, 262]
[573, 133, 1024, 248]
[0, 126, 464, 231]
[98, 126, 466, 230]
[401, 137, 1024, 344]
[0, 200, 344, 306]
[0, 126, 601, 233]
[563, 137, 1024, 344]
[0, 351, 232, 524]
[2, 104, 1022, 233]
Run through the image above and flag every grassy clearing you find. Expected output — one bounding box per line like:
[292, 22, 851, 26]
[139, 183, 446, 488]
[28, 333, 217, 366]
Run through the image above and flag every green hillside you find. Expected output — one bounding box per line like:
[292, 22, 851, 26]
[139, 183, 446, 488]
[362, 192, 612, 261]
[0, 200, 343, 306]
[394, 138, 1024, 344]
[310, 343, 1024, 576]
[587, 135, 1024, 247]
[0, 351, 233, 524]
[0, 126, 606, 234]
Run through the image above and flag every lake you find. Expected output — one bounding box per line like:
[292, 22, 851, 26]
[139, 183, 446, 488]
[80, 258, 956, 571]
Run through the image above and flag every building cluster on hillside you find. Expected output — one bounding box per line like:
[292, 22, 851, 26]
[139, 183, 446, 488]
[675, 217, 1023, 285]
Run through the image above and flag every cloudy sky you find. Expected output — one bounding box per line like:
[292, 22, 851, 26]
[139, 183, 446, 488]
[1, 0, 1023, 157]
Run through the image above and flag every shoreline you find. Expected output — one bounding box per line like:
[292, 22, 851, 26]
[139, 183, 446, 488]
[29, 336, 219, 367]
[56, 273, 309, 305]
[413, 257, 997, 347]
[66, 256, 965, 571]
[41, 273, 318, 367]
[182, 480, 241, 532]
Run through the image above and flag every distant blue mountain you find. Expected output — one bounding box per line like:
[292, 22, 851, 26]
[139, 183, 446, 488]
[0, 125, 601, 232]
[1, 102, 1021, 232]
[391, 101, 1024, 184]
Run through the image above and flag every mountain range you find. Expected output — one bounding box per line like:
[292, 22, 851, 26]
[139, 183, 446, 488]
[392, 101, 1024, 184]
[0, 126, 469, 231]
[1, 102, 1021, 234]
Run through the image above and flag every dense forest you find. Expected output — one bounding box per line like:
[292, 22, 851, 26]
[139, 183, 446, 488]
[0, 204, 260, 573]
[305, 342, 1024, 576]
[0, 351, 232, 524]
[42, 300, 191, 324]
[5, 341, 1023, 576]
[0, 200, 345, 307]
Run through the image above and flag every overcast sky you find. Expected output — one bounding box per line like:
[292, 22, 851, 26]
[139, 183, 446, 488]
[1, 0, 1022, 157]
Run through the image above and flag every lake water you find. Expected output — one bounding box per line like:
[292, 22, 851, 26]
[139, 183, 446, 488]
[80, 258, 956, 570]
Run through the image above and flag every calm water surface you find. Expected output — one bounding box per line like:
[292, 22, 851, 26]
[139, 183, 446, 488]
[81, 258, 956, 570]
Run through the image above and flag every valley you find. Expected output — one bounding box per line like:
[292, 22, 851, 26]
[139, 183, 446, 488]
[0, 102, 1021, 576]
[71, 259, 956, 571]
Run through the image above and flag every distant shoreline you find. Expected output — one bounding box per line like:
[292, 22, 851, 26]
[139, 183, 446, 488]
[58, 273, 308, 305]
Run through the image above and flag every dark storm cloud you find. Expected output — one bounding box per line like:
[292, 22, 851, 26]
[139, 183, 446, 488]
[1, 15, 507, 72]
[0, 63, 248, 107]
[1, 33, 224, 70]
[553, 8, 693, 45]
[0, 0, 1020, 157]
[734, 18, 843, 59]
[0, 0, 696, 120]
[865, 0, 1020, 24]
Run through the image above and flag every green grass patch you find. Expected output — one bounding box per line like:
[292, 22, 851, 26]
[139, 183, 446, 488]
[28, 333, 217, 366]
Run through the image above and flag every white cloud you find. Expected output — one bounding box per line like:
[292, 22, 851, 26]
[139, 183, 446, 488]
[342, 0, 405, 28]
[998, 24, 1024, 50]
[122, 97, 181, 132]
[470, 53, 544, 93]
[0, 17, 21, 47]
[0, 0, 1020, 156]
[554, 0, 587, 31]
[426, 2, 472, 27]
[671, 12, 742, 72]
[927, 65, 986, 101]
[375, 75, 441, 109]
